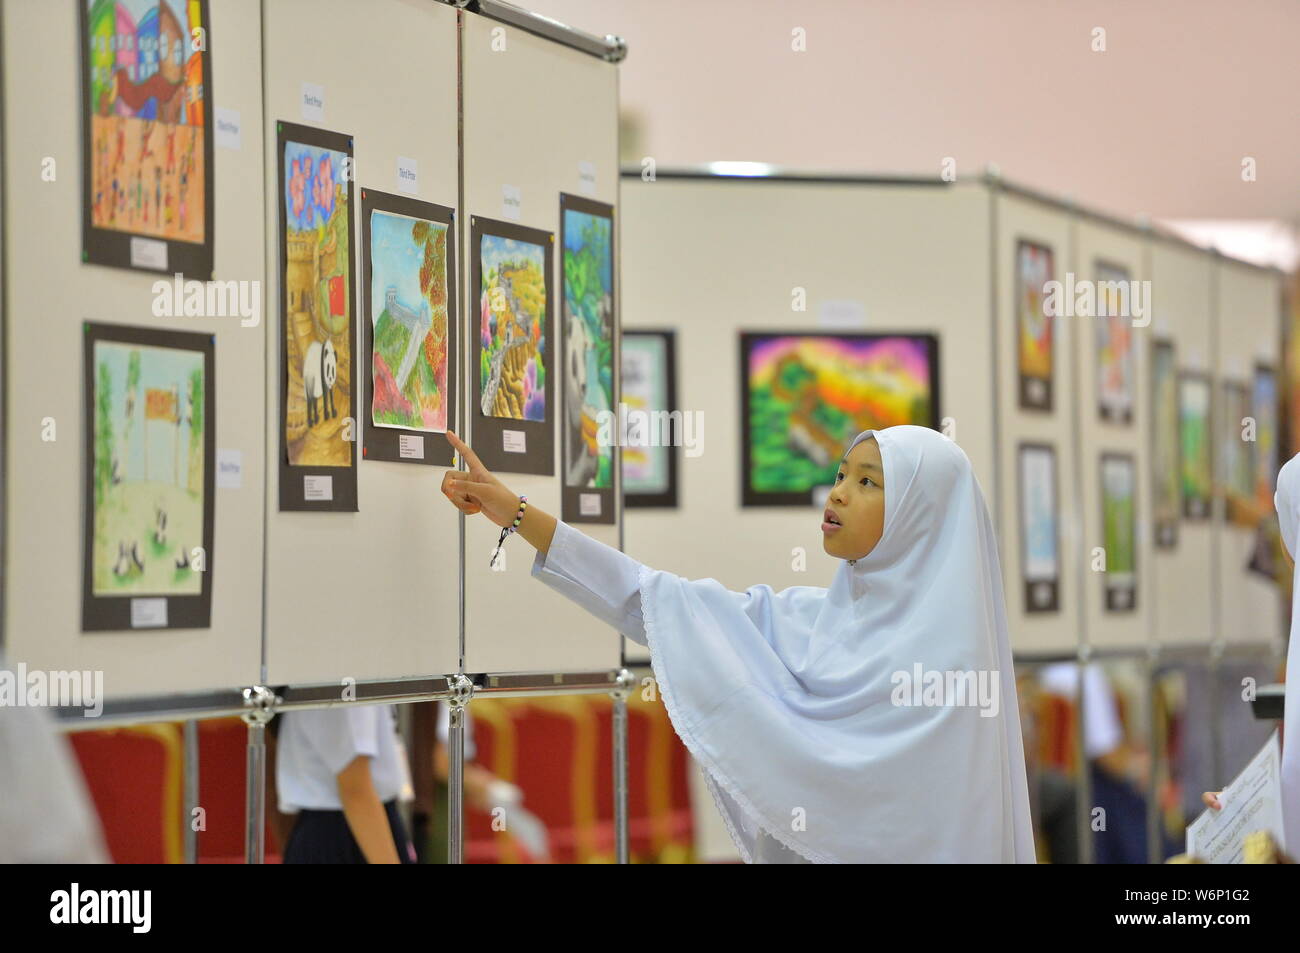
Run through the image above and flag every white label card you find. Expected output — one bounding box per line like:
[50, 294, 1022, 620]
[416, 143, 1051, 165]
[399, 434, 425, 459]
[502, 430, 526, 453]
[579, 493, 601, 516]
[303, 475, 333, 501]
[818, 299, 867, 329]
[502, 184, 522, 221]
[578, 160, 597, 195]
[130, 237, 167, 271]
[131, 598, 168, 628]
[215, 107, 241, 150]
[216, 449, 242, 489]
[396, 156, 418, 195]
[301, 82, 326, 122]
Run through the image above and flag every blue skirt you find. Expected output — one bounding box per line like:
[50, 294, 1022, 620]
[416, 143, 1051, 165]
[283, 799, 416, 864]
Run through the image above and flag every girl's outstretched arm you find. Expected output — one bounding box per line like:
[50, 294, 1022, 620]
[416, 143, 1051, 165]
[439, 430, 647, 643]
[441, 430, 557, 555]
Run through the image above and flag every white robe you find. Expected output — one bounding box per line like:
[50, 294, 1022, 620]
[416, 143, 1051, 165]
[532, 425, 1036, 863]
[1271, 453, 1300, 851]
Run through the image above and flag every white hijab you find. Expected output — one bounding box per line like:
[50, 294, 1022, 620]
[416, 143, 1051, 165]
[1272, 453, 1300, 851]
[639, 425, 1036, 862]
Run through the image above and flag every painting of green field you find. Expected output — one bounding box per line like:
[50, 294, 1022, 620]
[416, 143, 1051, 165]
[92, 339, 205, 596]
[1101, 456, 1135, 576]
[1179, 374, 1211, 510]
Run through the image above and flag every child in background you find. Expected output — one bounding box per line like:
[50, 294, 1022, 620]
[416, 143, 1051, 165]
[276, 704, 416, 864]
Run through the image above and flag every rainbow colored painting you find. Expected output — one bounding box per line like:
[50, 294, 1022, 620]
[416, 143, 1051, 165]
[742, 333, 938, 504]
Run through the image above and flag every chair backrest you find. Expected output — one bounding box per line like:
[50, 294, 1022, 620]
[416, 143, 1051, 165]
[70, 724, 183, 864]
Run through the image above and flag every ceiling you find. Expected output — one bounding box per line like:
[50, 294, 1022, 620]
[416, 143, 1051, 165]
[525, 0, 1300, 256]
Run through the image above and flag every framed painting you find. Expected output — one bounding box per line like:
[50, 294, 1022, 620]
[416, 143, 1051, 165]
[1017, 442, 1060, 614]
[559, 194, 615, 523]
[83, 321, 215, 630]
[1095, 260, 1134, 425]
[1100, 452, 1137, 612]
[1151, 339, 1180, 548]
[360, 188, 458, 466]
[1221, 380, 1255, 527]
[1016, 239, 1054, 411]
[470, 216, 554, 475]
[621, 330, 679, 509]
[276, 121, 357, 511]
[80, 0, 214, 277]
[1179, 370, 1212, 519]
[740, 332, 940, 507]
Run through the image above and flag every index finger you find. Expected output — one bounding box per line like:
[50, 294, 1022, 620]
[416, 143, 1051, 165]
[445, 430, 483, 470]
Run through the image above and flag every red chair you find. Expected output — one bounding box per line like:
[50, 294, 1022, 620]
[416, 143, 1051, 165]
[70, 724, 183, 864]
[197, 717, 280, 863]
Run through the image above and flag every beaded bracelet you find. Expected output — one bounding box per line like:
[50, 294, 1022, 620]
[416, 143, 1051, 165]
[489, 495, 528, 568]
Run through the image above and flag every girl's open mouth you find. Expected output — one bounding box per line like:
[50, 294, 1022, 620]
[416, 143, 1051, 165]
[822, 508, 842, 533]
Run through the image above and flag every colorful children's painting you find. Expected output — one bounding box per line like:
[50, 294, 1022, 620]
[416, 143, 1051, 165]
[1101, 453, 1137, 611]
[81, 0, 213, 276]
[282, 135, 352, 467]
[469, 217, 554, 476]
[479, 234, 547, 421]
[621, 330, 677, 507]
[1018, 443, 1059, 613]
[1221, 381, 1256, 527]
[368, 209, 450, 433]
[1151, 340, 1179, 547]
[742, 333, 939, 506]
[1095, 261, 1134, 424]
[1179, 371, 1212, 519]
[1253, 364, 1278, 508]
[1016, 240, 1054, 411]
[83, 323, 214, 631]
[560, 197, 615, 523]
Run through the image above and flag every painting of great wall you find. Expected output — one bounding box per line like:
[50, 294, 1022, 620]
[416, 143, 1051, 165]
[745, 335, 934, 496]
[368, 209, 449, 432]
[478, 234, 547, 421]
[84, 0, 207, 244]
[282, 139, 352, 467]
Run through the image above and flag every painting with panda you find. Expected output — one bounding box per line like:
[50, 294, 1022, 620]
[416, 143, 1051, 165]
[82, 322, 215, 631]
[276, 122, 357, 511]
[559, 194, 616, 524]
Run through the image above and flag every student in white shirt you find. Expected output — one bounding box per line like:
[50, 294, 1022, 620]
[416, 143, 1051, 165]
[441, 426, 1035, 864]
[276, 703, 415, 864]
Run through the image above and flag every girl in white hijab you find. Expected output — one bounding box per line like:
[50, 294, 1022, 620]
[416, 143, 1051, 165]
[442, 424, 1036, 863]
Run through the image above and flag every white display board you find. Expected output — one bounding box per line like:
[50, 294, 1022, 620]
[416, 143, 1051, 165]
[2, 0, 265, 698]
[460, 10, 622, 676]
[1148, 238, 1215, 646]
[993, 190, 1080, 654]
[621, 175, 996, 631]
[261, 0, 461, 686]
[1215, 258, 1283, 646]
[621, 174, 996, 860]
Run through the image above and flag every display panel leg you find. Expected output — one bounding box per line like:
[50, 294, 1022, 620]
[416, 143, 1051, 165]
[612, 668, 633, 864]
[241, 686, 277, 865]
[446, 674, 474, 865]
[183, 719, 199, 864]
